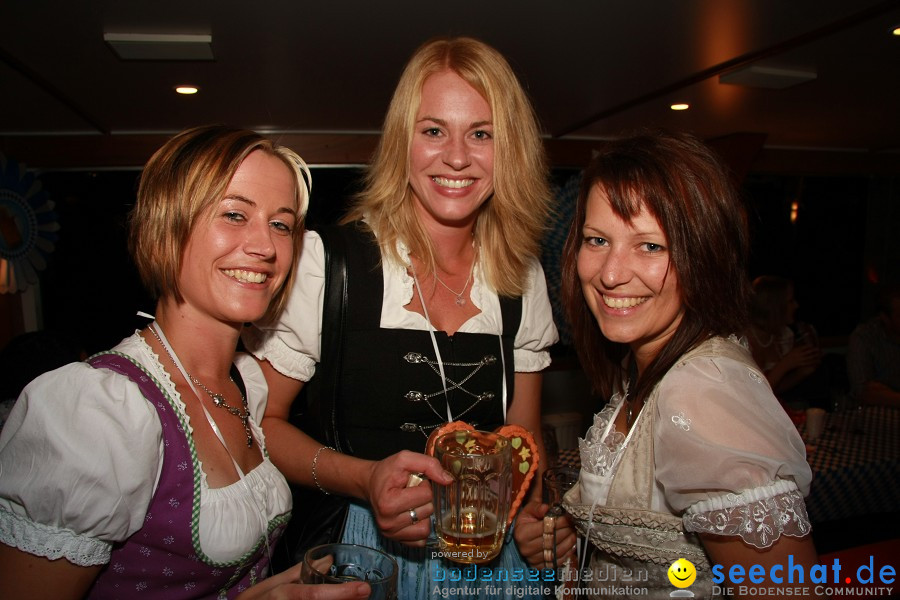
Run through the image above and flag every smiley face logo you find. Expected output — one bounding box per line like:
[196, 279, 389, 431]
[667, 558, 696, 588]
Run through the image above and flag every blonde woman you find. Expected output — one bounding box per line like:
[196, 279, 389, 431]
[245, 37, 569, 599]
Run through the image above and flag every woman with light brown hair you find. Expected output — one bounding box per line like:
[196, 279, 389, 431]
[245, 37, 568, 599]
[0, 125, 370, 599]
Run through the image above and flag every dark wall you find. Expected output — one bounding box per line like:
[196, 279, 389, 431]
[38, 170, 147, 355]
[34, 167, 363, 355]
[743, 174, 871, 338]
[22, 167, 890, 355]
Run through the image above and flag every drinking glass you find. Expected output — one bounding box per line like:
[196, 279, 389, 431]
[795, 322, 819, 348]
[542, 467, 580, 571]
[805, 407, 827, 443]
[300, 543, 398, 600]
[542, 466, 579, 507]
[431, 429, 512, 564]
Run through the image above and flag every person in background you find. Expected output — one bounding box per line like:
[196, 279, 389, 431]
[0, 125, 369, 600]
[244, 37, 571, 599]
[847, 282, 900, 406]
[560, 130, 821, 599]
[746, 275, 823, 400]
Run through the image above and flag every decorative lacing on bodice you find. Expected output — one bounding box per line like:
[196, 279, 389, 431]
[683, 480, 811, 548]
[402, 352, 497, 404]
[400, 351, 498, 436]
[397, 241, 506, 438]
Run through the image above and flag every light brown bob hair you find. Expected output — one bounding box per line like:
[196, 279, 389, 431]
[346, 36, 550, 297]
[129, 124, 311, 322]
[561, 129, 750, 404]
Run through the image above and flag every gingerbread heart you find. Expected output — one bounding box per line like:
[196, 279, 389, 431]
[425, 421, 540, 526]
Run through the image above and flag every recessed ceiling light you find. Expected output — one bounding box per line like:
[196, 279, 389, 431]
[175, 86, 199, 95]
[893, 25, 900, 36]
[670, 103, 689, 111]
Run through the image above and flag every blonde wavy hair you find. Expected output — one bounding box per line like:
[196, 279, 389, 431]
[345, 37, 550, 297]
[130, 124, 311, 322]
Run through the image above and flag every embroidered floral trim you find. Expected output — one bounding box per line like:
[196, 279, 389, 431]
[683, 488, 811, 548]
[578, 393, 627, 476]
[564, 488, 709, 567]
[0, 505, 110, 566]
[671, 412, 691, 431]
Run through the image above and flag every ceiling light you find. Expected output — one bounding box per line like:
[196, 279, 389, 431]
[104, 33, 213, 60]
[893, 25, 900, 36]
[670, 103, 689, 111]
[719, 65, 816, 89]
[175, 86, 199, 95]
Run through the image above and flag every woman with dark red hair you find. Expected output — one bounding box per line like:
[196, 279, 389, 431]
[561, 130, 822, 599]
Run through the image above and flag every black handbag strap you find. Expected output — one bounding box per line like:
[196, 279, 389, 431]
[315, 225, 348, 452]
[499, 294, 522, 338]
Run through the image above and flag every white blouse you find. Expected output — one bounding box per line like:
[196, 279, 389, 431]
[244, 228, 559, 381]
[0, 333, 291, 567]
[578, 343, 812, 548]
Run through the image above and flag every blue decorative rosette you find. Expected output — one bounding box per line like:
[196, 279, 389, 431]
[0, 154, 60, 293]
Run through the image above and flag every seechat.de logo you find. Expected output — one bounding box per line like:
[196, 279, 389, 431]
[712, 553, 897, 597]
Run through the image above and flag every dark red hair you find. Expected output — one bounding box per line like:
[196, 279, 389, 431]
[560, 129, 751, 402]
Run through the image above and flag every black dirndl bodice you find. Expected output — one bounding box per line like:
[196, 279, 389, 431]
[321, 223, 520, 461]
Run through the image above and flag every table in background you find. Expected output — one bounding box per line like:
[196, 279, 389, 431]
[803, 405, 900, 523]
[556, 406, 900, 524]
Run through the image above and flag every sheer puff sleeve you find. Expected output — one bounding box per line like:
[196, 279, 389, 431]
[653, 352, 813, 548]
[0, 361, 163, 566]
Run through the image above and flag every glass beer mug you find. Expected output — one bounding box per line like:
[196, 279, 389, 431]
[431, 430, 512, 564]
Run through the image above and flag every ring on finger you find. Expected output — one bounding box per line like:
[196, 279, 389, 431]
[409, 508, 419, 524]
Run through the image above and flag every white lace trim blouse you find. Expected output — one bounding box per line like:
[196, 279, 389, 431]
[243, 228, 559, 382]
[0, 333, 291, 566]
[578, 342, 812, 548]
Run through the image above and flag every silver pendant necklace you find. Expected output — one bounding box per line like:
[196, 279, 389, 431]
[433, 249, 477, 306]
[148, 325, 253, 448]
